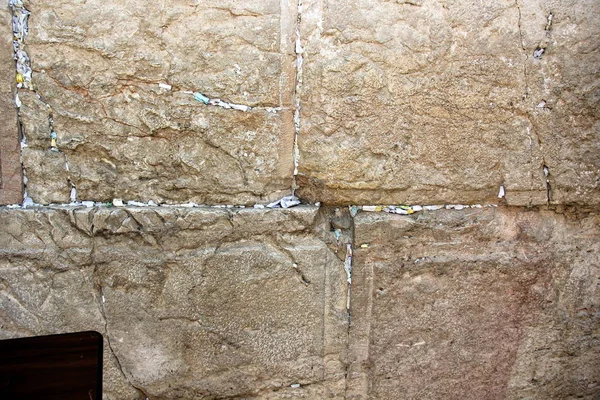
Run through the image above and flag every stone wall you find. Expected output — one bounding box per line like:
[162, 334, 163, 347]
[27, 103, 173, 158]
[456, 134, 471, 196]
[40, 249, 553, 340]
[0, 1, 599, 399]
[1, 206, 599, 399]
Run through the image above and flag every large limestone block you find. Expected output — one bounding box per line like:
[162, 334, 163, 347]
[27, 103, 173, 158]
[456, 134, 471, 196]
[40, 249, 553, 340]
[20, 0, 298, 204]
[298, 0, 599, 206]
[349, 208, 600, 399]
[0, 206, 348, 399]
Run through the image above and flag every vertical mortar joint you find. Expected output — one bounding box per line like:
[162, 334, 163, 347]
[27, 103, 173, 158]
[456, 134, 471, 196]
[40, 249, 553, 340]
[9, 0, 74, 205]
[9, 0, 31, 205]
[292, 0, 303, 195]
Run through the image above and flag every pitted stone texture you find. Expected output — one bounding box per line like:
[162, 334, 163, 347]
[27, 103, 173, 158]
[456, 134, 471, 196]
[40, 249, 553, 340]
[349, 208, 600, 399]
[515, 0, 600, 206]
[0, 7, 21, 205]
[0, 206, 347, 400]
[20, 0, 297, 204]
[297, 0, 599, 206]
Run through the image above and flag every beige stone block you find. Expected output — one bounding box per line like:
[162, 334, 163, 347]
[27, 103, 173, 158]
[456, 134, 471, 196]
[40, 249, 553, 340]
[297, 0, 599, 206]
[349, 208, 600, 399]
[0, 206, 348, 399]
[20, 1, 298, 204]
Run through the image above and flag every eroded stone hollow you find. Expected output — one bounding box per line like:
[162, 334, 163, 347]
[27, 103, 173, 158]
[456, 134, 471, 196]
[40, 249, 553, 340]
[0, 1, 599, 399]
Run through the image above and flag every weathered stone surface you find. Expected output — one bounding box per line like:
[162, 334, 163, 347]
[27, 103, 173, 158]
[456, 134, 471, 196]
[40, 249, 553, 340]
[349, 208, 600, 399]
[297, 0, 599, 206]
[0, 206, 348, 399]
[2, 203, 599, 399]
[22, 146, 71, 203]
[2, 1, 600, 399]
[0, 7, 22, 205]
[20, 0, 297, 204]
[10, 0, 599, 206]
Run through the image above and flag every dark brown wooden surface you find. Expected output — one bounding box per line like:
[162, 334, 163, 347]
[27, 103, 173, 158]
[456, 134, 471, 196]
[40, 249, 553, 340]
[0, 331, 102, 400]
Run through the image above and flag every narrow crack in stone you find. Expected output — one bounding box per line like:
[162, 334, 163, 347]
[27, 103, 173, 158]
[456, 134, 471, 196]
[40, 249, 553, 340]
[342, 220, 355, 399]
[526, 124, 536, 207]
[343, 246, 353, 396]
[83, 229, 146, 398]
[544, 164, 551, 204]
[515, 1, 550, 206]
[515, 0, 529, 100]
[539, 13, 555, 205]
[524, 116, 548, 208]
[92, 266, 148, 399]
[292, 0, 304, 195]
[173, 85, 283, 114]
[344, 243, 353, 311]
[515, 2, 553, 206]
[269, 236, 312, 285]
